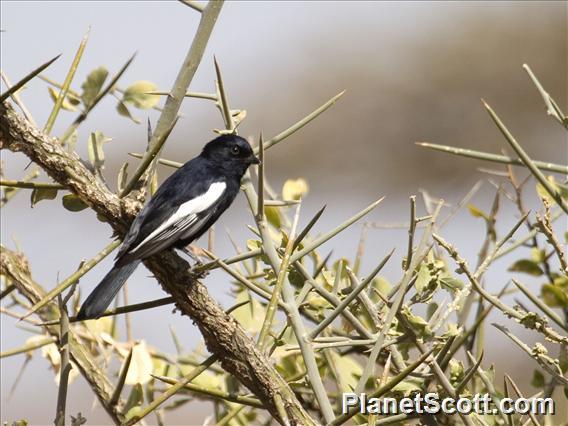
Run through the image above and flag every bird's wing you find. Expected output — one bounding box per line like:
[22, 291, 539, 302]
[116, 180, 226, 264]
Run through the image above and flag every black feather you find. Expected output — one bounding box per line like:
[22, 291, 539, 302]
[77, 134, 259, 320]
[76, 260, 140, 320]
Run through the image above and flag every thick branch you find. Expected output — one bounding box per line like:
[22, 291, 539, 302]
[0, 246, 125, 424]
[0, 101, 316, 425]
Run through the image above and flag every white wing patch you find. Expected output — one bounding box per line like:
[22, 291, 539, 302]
[129, 181, 226, 254]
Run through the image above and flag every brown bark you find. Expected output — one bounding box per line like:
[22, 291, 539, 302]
[0, 247, 125, 425]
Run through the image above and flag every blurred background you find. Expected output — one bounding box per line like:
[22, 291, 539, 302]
[1, 1, 566, 424]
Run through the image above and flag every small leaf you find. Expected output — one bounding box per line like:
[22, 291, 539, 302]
[47, 86, 77, 111]
[541, 284, 568, 308]
[123, 383, 144, 418]
[467, 204, 489, 220]
[117, 162, 129, 192]
[84, 317, 114, 338]
[31, 187, 58, 207]
[81, 66, 108, 107]
[264, 206, 282, 228]
[231, 289, 266, 333]
[116, 100, 141, 124]
[125, 340, 153, 385]
[328, 351, 362, 391]
[87, 131, 112, 171]
[426, 302, 438, 320]
[559, 345, 568, 373]
[440, 277, 465, 290]
[531, 370, 545, 388]
[282, 178, 309, 201]
[305, 294, 332, 313]
[66, 129, 78, 153]
[370, 276, 391, 302]
[535, 175, 566, 204]
[531, 248, 546, 263]
[508, 259, 543, 276]
[62, 194, 88, 212]
[414, 264, 432, 294]
[123, 80, 159, 109]
[392, 379, 422, 396]
[400, 306, 432, 338]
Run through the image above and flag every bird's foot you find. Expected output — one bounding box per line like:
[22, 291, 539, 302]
[181, 245, 205, 264]
[188, 266, 209, 280]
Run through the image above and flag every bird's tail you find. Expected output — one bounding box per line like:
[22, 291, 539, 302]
[77, 260, 141, 320]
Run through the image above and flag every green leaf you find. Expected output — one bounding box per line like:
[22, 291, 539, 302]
[328, 351, 362, 391]
[116, 99, 141, 124]
[30, 187, 58, 207]
[392, 378, 422, 396]
[530, 248, 546, 263]
[123, 80, 159, 109]
[81, 66, 108, 107]
[508, 259, 543, 276]
[117, 162, 129, 193]
[541, 284, 568, 308]
[87, 131, 112, 171]
[264, 206, 282, 228]
[66, 128, 78, 153]
[231, 289, 266, 333]
[123, 383, 144, 418]
[124, 340, 153, 385]
[467, 204, 489, 220]
[531, 369, 545, 388]
[536, 175, 567, 204]
[440, 277, 465, 291]
[282, 178, 309, 201]
[414, 264, 432, 294]
[62, 194, 88, 212]
[400, 306, 432, 338]
[426, 302, 438, 320]
[370, 276, 391, 302]
[559, 343, 568, 373]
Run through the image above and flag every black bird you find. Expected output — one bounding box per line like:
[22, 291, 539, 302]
[77, 134, 260, 320]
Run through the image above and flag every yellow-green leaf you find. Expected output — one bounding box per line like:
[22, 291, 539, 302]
[116, 100, 141, 124]
[81, 66, 108, 107]
[542, 284, 568, 308]
[125, 340, 153, 385]
[508, 259, 543, 276]
[87, 131, 112, 170]
[123, 80, 159, 109]
[265, 205, 282, 228]
[123, 383, 144, 418]
[282, 178, 309, 201]
[328, 351, 362, 391]
[467, 203, 489, 220]
[231, 289, 266, 333]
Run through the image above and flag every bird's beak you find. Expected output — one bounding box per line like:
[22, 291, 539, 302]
[251, 156, 261, 165]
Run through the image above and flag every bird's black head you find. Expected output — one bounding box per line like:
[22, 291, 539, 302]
[201, 134, 260, 177]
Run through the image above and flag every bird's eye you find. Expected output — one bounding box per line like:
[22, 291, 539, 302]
[231, 146, 240, 155]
